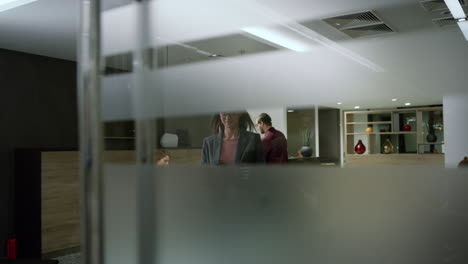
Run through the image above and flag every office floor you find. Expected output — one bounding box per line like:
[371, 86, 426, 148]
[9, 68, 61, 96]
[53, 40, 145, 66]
[53, 252, 80, 264]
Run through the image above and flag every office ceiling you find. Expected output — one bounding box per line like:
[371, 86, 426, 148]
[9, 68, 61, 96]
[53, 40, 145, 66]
[1, 0, 467, 112]
[0, 0, 78, 60]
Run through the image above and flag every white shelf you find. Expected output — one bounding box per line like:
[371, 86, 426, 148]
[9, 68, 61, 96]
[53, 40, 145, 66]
[418, 142, 444, 145]
[347, 132, 417, 135]
[346, 121, 392, 125]
[104, 137, 135, 139]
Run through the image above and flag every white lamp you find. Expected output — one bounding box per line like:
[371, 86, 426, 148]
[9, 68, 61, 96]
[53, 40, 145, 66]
[160, 133, 178, 148]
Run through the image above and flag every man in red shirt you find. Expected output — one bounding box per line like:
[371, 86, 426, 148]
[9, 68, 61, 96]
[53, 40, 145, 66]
[256, 113, 288, 164]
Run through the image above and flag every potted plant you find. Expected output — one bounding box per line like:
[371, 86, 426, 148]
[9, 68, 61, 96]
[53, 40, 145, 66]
[300, 129, 313, 157]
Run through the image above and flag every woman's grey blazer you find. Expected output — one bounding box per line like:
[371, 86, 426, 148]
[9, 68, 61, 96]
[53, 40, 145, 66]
[201, 130, 265, 165]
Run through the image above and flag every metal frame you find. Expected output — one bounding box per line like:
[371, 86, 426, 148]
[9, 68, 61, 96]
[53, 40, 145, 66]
[133, 1, 156, 264]
[79, 0, 157, 263]
[78, 1, 103, 264]
[314, 105, 320, 157]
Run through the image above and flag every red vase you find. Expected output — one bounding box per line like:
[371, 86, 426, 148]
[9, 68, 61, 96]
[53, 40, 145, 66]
[354, 140, 366, 154]
[403, 124, 411, 131]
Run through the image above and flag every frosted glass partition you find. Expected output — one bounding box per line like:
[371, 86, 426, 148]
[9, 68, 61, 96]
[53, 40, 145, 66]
[103, 165, 137, 264]
[101, 49, 411, 120]
[102, 74, 133, 121]
[102, 165, 468, 264]
[98, 1, 468, 121]
[78, 1, 468, 264]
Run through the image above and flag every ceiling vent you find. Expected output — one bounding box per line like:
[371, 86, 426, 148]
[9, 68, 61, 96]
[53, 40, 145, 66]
[323, 10, 395, 38]
[420, 0, 467, 12]
[432, 17, 458, 27]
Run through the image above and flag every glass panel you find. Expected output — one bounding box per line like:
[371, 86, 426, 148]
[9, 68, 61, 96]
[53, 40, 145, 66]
[397, 112, 417, 132]
[398, 134, 418, 154]
[101, 165, 468, 264]
[286, 107, 317, 158]
[104, 121, 135, 150]
[368, 113, 392, 122]
[82, 1, 467, 264]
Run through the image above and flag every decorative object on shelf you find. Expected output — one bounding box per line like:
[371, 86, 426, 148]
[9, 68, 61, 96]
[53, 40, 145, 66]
[365, 126, 373, 133]
[300, 146, 313, 157]
[382, 139, 394, 154]
[160, 133, 178, 148]
[354, 140, 366, 154]
[402, 124, 411, 131]
[426, 111, 439, 151]
[426, 133, 437, 143]
[458, 157, 468, 168]
[300, 129, 313, 157]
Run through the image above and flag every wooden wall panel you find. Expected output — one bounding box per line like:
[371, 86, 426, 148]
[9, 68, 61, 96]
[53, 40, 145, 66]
[41, 152, 80, 254]
[40, 148, 201, 253]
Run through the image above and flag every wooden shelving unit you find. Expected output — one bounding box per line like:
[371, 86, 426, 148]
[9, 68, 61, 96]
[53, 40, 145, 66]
[344, 106, 444, 159]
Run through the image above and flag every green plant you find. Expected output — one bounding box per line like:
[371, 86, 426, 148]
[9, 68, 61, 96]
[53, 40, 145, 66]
[302, 128, 311, 146]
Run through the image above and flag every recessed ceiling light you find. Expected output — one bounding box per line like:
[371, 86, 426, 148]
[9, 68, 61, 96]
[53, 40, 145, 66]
[354, 106, 360, 109]
[404, 103, 411, 106]
[0, 0, 37, 12]
[337, 102, 343, 105]
[242, 26, 312, 52]
[444, 0, 466, 19]
[391, 98, 398, 102]
[287, 109, 295, 113]
[458, 20, 468, 41]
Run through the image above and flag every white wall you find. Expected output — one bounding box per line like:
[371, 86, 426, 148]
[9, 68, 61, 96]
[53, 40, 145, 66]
[443, 96, 468, 168]
[248, 108, 287, 138]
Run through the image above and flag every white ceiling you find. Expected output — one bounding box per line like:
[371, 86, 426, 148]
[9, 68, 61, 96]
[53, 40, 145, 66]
[0, 0, 78, 60]
[1, 0, 467, 114]
[0, 0, 131, 60]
